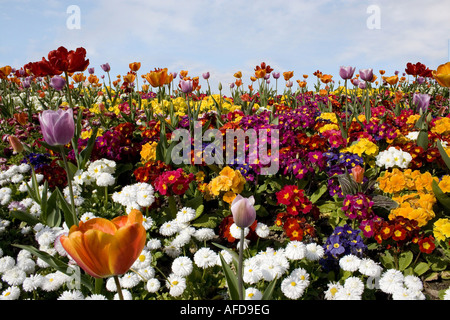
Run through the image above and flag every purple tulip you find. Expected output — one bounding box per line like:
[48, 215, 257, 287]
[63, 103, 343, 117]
[413, 93, 431, 113]
[272, 72, 280, 79]
[417, 77, 425, 84]
[229, 82, 235, 89]
[88, 67, 95, 74]
[49, 76, 66, 91]
[264, 73, 270, 80]
[351, 78, 360, 87]
[100, 63, 110, 72]
[170, 72, 177, 79]
[231, 195, 256, 228]
[22, 77, 31, 89]
[358, 81, 367, 89]
[359, 69, 374, 82]
[39, 108, 75, 146]
[202, 72, 210, 80]
[179, 79, 193, 93]
[339, 66, 356, 80]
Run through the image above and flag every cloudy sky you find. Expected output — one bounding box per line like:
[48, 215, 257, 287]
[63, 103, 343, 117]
[1, 0, 449, 94]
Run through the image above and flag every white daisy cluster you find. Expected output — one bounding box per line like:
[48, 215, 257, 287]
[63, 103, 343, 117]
[378, 269, 425, 300]
[281, 267, 310, 299]
[0, 187, 12, 206]
[112, 182, 155, 213]
[324, 254, 425, 300]
[73, 158, 117, 187]
[375, 147, 412, 169]
[0, 248, 77, 300]
[0, 163, 30, 187]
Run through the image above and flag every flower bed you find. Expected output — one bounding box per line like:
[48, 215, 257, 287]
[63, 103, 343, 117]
[0, 48, 450, 300]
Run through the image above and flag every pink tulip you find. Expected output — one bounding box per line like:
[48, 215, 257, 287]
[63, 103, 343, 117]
[231, 195, 256, 228]
[39, 108, 75, 146]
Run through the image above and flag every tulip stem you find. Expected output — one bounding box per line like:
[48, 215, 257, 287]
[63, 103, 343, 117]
[238, 228, 244, 300]
[114, 276, 124, 300]
[60, 145, 78, 227]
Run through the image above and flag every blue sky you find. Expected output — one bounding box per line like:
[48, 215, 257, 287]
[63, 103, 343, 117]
[1, 0, 449, 95]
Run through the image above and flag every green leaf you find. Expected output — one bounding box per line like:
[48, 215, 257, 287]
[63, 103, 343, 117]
[261, 278, 278, 300]
[218, 253, 240, 300]
[310, 183, 327, 204]
[437, 140, 450, 171]
[78, 126, 98, 170]
[54, 187, 77, 228]
[191, 214, 221, 228]
[432, 180, 450, 211]
[414, 262, 430, 276]
[371, 195, 399, 210]
[380, 250, 395, 269]
[10, 210, 40, 226]
[13, 244, 94, 292]
[399, 251, 413, 271]
[416, 129, 428, 151]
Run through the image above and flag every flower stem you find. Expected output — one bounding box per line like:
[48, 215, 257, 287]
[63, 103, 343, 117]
[238, 228, 245, 300]
[114, 276, 124, 300]
[60, 145, 78, 227]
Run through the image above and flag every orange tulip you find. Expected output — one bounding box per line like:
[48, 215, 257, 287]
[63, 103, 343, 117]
[88, 74, 99, 85]
[72, 73, 86, 83]
[379, 70, 385, 75]
[123, 72, 136, 84]
[320, 74, 333, 84]
[283, 71, 294, 81]
[0, 65, 12, 79]
[129, 62, 141, 72]
[144, 68, 172, 88]
[255, 69, 266, 79]
[60, 209, 146, 278]
[432, 62, 450, 87]
[382, 75, 398, 86]
[235, 79, 243, 87]
[8, 135, 23, 153]
[14, 112, 28, 125]
[234, 71, 242, 78]
[297, 80, 307, 88]
[179, 70, 188, 78]
[250, 76, 257, 82]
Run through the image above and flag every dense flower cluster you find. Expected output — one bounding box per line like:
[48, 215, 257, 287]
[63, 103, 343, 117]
[1, 50, 450, 300]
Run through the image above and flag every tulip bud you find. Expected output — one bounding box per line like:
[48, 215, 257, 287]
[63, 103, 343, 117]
[202, 72, 210, 80]
[38, 108, 75, 146]
[351, 165, 364, 183]
[8, 135, 23, 153]
[218, 82, 222, 91]
[101, 63, 111, 72]
[359, 69, 374, 82]
[49, 75, 66, 91]
[339, 66, 356, 80]
[272, 72, 280, 79]
[231, 195, 256, 228]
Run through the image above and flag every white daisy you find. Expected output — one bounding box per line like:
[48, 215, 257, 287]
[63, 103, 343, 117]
[0, 256, 15, 273]
[281, 275, 307, 299]
[339, 254, 361, 272]
[379, 269, 404, 294]
[136, 267, 155, 280]
[170, 232, 191, 248]
[146, 239, 161, 250]
[245, 287, 262, 300]
[176, 207, 196, 223]
[403, 275, 423, 291]
[22, 274, 44, 292]
[334, 286, 361, 300]
[1, 267, 26, 286]
[57, 290, 84, 300]
[146, 278, 161, 293]
[217, 250, 233, 266]
[194, 228, 216, 241]
[132, 249, 152, 270]
[243, 263, 263, 284]
[85, 294, 108, 300]
[324, 282, 343, 300]
[344, 276, 365, 296]
[172, 256, 194, 277]
[142, 215, 154, 230]
[193, 247, 218, 269]
[229, 223, 249, 239]
[96, 172, 115, 187]
[255, 222, 270, 238]
[285, 241, 306, 260]
[16, 258, 36, 274]
[305, 243, 324, 261]
[166, 274, 186, 297]
[121, 272, 141, 288]
[114, 289, 133, 300]
[358, 258, 382, 278]
[0, 286, 20, 300]
[41, 272, 66, 292]
[159, 220, 180, 236]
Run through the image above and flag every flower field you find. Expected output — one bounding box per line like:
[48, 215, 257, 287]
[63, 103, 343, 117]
[0, 47, 450, 300]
